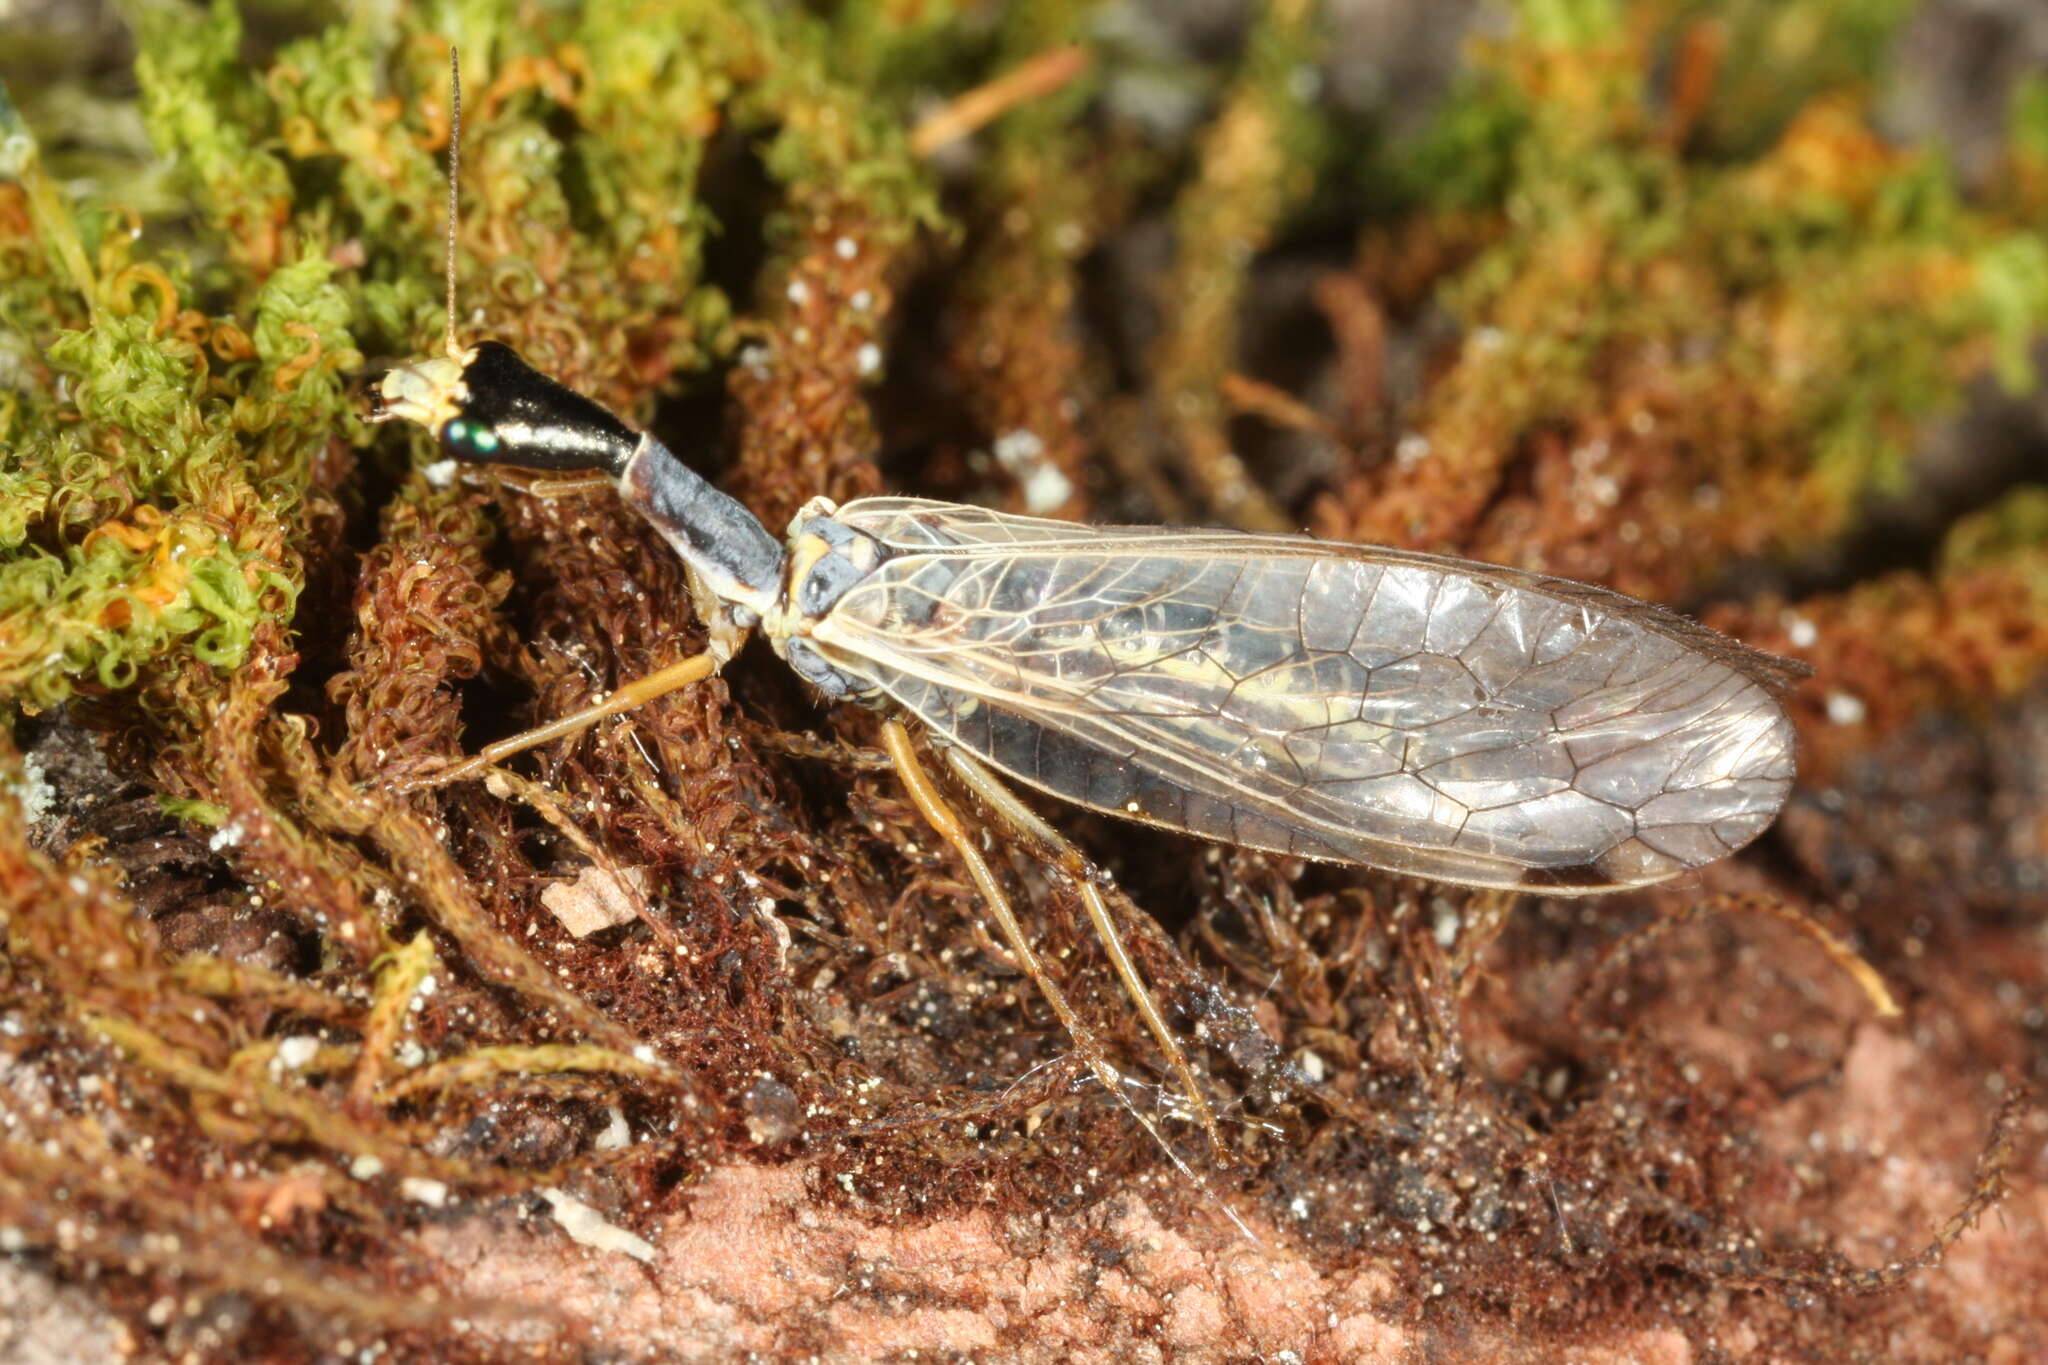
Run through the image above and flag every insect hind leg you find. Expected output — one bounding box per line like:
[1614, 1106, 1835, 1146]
[878, 721, 1222, 1156]
[878, 719, 1238, 1196]
[937, 742, 1224, 1152]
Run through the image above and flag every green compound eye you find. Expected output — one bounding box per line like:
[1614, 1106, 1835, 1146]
[441, 417, 501, 458]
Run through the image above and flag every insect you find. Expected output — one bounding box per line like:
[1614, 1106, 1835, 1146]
[370, 52, 1803, 1152]
[376, 357, 1802, 895]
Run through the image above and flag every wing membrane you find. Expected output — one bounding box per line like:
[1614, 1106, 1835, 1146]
[811, 498, 1800, 892]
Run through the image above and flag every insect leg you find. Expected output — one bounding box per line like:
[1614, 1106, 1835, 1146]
[877, 720, 1178, 1145]
[1568, 892, 1898, 1039]
[753, 729, 895, 772]
[936, 744, 1222, 1151]
[493, 471, 618, 500]
[399, 649, 721, 792]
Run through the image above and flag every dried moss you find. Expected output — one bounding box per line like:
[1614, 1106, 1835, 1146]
[1, 1, 2044, 1360]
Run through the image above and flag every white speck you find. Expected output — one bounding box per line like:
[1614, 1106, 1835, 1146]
[1825, 690, 1866, 725]
[208, 820, 245, 853]
[857, 342, 883, 377]
[1473, 326, 1506, 353]
[992, 428, 1072, 513]
[594, 1106, 632, 1151]
[540, 1188, 657, 1264]
[849, 289, 873, 313]
[740, 343, 774, 379]
[1431, 898, 1460, 947]
[1018, 462, 1070, 512]
[394, 1040, 425, 1068]
[1786, 616, 1818, 649]
[421, 459, 458, 489]
[786, 279, 810, 306]
[993, 428, 1044, 464]
[275, 1036, 320, 1070]
[632, 1044, 657, 1063]
[9, 755, 52, 823]
[1298, 1049, 1326, 1083]
[401, 1177, 448, 1208]
[1395, 432, 1431, 468]
[834, 236, 858, 260]
[349, 1154, 385, 1180]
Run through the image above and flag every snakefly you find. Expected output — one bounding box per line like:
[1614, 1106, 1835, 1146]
[373, 348, 1802, 893]
[369, 52, 1802, 1155]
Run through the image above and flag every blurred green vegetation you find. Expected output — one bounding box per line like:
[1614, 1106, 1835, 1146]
[1, 0, 939, 712]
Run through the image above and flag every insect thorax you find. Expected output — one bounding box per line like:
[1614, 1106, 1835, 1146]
[764, 503, 889, 700]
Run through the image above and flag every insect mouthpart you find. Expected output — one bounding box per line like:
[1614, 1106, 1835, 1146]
[369, 353, 468, 435]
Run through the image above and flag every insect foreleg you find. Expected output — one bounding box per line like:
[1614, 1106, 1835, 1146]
[398, 648, 723, 792]
[937, 743, 1223, 1153]
[497, 471, 618, 500]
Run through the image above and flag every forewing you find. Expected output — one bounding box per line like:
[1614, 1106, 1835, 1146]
[814, 499, 1800, 892]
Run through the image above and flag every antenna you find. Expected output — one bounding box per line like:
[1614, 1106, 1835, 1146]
[445, 46, 462, 358]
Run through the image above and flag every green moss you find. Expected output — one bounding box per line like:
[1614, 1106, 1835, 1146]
[0, 0, 950, 712]
[1941, 486, 2048, 577]
[1518, 0, 1625, 49]
[128, 0, 294, 254]
[1680, 0, 1916, 155]
[1350, 0, 2048, 565]
[1149, 0, 1326, 531]
[2014, 71, 2048, 162]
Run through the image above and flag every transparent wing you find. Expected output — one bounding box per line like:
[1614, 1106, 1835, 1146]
[811, 499, 1802, 892]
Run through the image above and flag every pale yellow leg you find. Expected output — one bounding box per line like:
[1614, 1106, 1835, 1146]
[879, 721, 1221, 1156]
[401, 650, 719, 792]
[937, 744, 1221, 1149]
[878, 722, 1122, 1092]
[503, 471, 617, 499]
